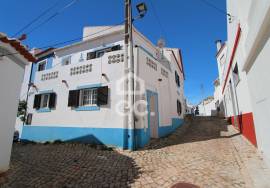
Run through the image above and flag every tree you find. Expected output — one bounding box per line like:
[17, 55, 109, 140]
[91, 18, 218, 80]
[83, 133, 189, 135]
[17, 100, 27, 122]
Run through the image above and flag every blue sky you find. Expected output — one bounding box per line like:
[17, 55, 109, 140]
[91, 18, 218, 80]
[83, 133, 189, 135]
[0, 0, 227, 105]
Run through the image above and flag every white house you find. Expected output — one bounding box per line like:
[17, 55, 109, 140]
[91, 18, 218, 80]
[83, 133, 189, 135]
[0, 33, 36, 173]
[19, 25, 186, 150]
[213, 78, 225, 117]
[228, 0, 270, 166]
[215, 0, 270, 166]
[185, 103, 194, 115]
[197, 96, 216, 116]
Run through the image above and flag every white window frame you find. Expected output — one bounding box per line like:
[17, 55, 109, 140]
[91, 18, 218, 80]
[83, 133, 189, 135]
[79, 88, 98, 106]
[38, 60, 47, 72]
[40, 94, 50, 108]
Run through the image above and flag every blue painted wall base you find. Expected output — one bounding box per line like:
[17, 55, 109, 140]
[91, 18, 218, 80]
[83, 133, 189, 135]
[21, 118, 184, 150]
[21, 126, 132, 149]
[158, 118, 184, 138]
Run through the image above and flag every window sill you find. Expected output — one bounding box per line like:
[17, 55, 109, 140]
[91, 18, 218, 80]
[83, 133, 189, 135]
[36, 108, 51, 113]
[75, 106, 100, 111]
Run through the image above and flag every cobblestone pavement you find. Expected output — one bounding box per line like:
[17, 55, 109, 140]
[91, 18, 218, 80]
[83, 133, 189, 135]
[1, 117, 269, 188]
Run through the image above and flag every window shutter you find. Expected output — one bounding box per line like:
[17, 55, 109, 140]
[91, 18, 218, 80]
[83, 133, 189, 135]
[177, 100, 182, 116]
[87, 52, 96, 60]
[111, 45, 121, 51]
[26, 113, 33, 125]
[97, 86, 109, 106]
[49, 93, 57, 108]
[179, 101, 182, 115]
[33, 94, 41, 109]
[68, 90, 80, 107]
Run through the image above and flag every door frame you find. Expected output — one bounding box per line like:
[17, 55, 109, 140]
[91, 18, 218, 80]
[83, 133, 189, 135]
[146, 90, 159, 138]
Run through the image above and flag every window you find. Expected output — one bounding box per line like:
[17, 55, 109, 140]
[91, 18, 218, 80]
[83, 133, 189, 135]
[177, 100, 182, 116]
[80, 88, 97, 106]
[62, 56, 71, 66]
[68, 86, 109, 107]
[38, 60, 46, 71]
[86, 45, 121, 60]
[233, 63, 240, 85]
[87, 52, 96, 60]
[175, 71, 180, 87]
[33, 93, 57, 109]
[41, 94, 50, 108]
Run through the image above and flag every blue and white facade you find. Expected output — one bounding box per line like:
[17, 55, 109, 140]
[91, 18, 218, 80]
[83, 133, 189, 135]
[19, 26, 186, 149]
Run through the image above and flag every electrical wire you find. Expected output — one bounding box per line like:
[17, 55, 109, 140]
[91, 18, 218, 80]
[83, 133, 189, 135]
[25, 0, 80, 35]
[11, 0, 62, 38]
[197, 0, 233, 17]
[0, 21, 125, 58]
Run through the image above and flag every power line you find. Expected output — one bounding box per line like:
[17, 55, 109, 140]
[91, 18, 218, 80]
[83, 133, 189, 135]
[0, 21, 125, 58]
[11, 0, 62, 38]
[197, 0, 233, 17]
[25, 0, 80, 36]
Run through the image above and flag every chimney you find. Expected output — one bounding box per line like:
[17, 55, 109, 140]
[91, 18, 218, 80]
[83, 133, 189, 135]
[30, 48, 42, 55]
[215, 40, 222, 52]
[157, 38, 165, 60]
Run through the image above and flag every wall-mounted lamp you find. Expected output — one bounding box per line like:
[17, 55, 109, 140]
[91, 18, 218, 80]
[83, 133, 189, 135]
[62, 80, 69, 88]
[30, 84, 38, 92]
[102, 73, 109, 82]
[136, 2, 147, 18]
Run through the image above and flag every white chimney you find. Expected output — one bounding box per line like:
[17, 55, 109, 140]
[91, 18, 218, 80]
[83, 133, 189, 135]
[157, 38, 165, 59]
[215, 40, 222, 52]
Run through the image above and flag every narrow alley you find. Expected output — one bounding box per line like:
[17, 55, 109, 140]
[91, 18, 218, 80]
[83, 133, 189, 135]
[1, 117, 269, 188]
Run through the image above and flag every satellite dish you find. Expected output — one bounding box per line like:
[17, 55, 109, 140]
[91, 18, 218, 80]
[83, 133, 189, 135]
[157, 38, 165, 48]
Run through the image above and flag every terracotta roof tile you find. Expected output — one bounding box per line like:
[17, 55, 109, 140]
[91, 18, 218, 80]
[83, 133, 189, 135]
[0, 33, 36, 62]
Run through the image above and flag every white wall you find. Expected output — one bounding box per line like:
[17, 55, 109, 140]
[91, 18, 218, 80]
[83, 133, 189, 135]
[133, 32, 185, 130]
[0, 55, 25, 172]
[28, 47, 126, 129]
[198, 99, 216, 116]
[226, 0, 270, 165]
[15, 63, 32, 136]
[245, 28, 270, 167]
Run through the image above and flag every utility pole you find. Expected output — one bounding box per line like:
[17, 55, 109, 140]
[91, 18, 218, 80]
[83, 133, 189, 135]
[124, 0, 135, 150]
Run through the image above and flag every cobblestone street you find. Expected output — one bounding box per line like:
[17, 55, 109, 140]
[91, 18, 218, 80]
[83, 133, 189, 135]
[1, 117, 269, 188]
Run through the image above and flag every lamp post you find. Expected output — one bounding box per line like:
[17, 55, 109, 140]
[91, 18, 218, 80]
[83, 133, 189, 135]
[124, 0, 147, 150]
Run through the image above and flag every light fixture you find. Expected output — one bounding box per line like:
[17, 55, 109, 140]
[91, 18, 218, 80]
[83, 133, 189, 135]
[62, 80, 69, 88]
[136, 2, 147, 17]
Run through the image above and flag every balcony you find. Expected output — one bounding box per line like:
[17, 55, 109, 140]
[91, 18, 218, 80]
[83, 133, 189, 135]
[34, 50, 125, 86]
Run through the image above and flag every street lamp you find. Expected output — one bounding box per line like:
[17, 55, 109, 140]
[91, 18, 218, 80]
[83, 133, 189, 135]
[136, 2, 147, 17]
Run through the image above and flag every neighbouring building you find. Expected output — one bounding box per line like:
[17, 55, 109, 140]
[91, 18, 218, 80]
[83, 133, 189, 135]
[19, 25, 186, 150]
[185, 103, 194, 115]
[215, 0, 270, 166]
[197, 96, 216, 116]
[213, 78, 225, 117]
[0, 33, 36, 172]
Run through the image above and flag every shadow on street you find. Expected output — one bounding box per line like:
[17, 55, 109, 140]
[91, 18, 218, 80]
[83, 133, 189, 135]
[142, 116, 237, 150]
